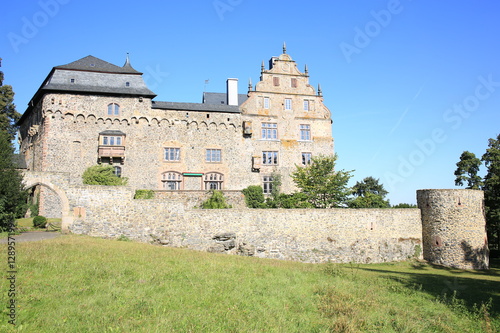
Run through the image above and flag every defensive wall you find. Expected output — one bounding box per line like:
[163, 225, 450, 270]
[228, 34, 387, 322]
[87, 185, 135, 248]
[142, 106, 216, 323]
[22, 172, 489, 268]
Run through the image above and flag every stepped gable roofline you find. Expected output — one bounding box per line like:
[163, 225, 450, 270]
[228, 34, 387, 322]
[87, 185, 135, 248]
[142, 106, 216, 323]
[202, 92, 248, 106]
[152, 101, 241, 113]
[55, 55, 142, 74]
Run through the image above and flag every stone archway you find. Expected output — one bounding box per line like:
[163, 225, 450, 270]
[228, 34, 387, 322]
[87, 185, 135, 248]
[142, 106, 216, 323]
[23, 176, 73, 233]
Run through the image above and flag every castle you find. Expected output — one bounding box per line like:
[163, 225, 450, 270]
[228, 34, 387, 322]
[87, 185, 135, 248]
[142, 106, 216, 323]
[18, 45, 333, 210]
[17, 47, 489, 269]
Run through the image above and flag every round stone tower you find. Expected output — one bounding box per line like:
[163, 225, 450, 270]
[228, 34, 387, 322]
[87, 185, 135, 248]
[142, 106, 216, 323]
[417, 189, 489, 270]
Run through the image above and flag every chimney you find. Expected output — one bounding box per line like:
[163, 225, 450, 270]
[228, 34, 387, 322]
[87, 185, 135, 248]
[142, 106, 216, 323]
[227, 78, 238, 106]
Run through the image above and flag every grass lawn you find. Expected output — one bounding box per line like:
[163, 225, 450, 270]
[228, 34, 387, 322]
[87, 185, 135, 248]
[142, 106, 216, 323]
[0, 234, 499, 332]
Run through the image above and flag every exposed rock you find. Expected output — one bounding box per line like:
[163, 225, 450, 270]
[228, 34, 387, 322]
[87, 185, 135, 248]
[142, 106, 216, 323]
[207, 243, 226, 253]
[213, 232, 236, 241]
[238, 242, 255, 256]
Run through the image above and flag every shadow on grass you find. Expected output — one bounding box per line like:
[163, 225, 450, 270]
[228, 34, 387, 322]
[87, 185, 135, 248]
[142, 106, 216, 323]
[359, 262, 500, 317]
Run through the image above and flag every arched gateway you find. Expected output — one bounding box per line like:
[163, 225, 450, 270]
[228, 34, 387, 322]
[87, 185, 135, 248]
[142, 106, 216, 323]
[22, 172, 73, 232]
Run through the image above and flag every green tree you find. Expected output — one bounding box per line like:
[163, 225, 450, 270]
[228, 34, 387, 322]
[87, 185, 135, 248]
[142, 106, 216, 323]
[201, 190, 231, 209]
[352, 176, 388, 198]
[454, 151, 483, 189]
[0, 130, 28, 231]
[0, 61, 21, 140]
[349, 176, 390, 208]
[482, 134, 500, 250]
[391, 203, 417, 208]
[242, 185, 266, 208]
[291, 154, 353, 208]
[82, 165, 128, 185]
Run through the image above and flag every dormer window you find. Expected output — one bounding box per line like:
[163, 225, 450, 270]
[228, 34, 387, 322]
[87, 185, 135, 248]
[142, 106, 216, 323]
[125, 82, 130, 87]
[70, 78, 75, 83]
[107, 103, 120, 116]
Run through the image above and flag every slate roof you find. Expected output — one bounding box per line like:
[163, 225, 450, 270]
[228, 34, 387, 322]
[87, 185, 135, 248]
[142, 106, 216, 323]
[42, 83, 157, 98]
[99, 130, 126, 136]
[203, 92, 248, 106]
[55, 55, 142, 74]
[152, 101, 240, 113]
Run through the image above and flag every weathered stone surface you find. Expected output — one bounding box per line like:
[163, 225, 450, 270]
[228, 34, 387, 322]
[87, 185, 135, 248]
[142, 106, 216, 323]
[213, 232, 236, 241]
[238, 243, 256, 256]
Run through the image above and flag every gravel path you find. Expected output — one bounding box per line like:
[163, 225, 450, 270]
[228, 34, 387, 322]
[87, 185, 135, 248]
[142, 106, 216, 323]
[0, 231, 61, 243]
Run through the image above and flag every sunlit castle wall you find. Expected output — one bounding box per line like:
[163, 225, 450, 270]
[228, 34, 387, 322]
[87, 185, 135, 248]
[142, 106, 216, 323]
[417, 189, 489, 269]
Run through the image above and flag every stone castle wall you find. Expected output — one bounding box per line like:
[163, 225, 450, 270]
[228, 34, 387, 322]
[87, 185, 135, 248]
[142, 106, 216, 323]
[417, 189, 489, 269]
[64, 185, 422, 264]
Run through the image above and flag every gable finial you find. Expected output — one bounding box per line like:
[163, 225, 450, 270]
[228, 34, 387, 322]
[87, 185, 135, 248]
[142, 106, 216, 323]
[248, 77, 253, 91]
[261, 60, 265, 72]
[318, 83, 323, 96]
[304, 64, 308, 75]
[123, 52, 131, 68]
[283, 41, 287, 54]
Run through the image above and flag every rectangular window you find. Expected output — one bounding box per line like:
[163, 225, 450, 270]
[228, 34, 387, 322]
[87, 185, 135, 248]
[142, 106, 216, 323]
[303, 100, 310, 111]
[262, 151, 278, 165]
[261, 123, 277, 140]
[206, 149, 221, 162]
[284, 98, 292, 110]
[102, 136, 123, 146]
[273, 77, 280, 86]
[263, 176, 273, 194]
[291, 78, 297, 88]
[302, 152, 312, 165]
[300, 124, 311, 141]
[263, 97, 270, 109]
[164, 147, 180, 161]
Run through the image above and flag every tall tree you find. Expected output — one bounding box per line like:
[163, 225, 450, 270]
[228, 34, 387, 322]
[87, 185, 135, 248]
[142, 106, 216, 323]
[0, 130, 27, 231]
[291, 154, 353, 208]
[0, 59, 26, 231]
[454, 151, 483, 189]
[0, 59, 21, 140]
[482, 134, 500, 250]
[349, 177, 390, 208]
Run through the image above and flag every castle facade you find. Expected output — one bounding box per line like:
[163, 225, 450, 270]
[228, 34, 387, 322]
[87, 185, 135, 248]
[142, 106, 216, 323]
[17, 47, 334, 196]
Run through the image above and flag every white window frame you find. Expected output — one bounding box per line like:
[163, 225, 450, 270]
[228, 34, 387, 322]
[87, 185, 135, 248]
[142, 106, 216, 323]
[300, 124, 311, 141]
[162, 171, 183, 190]
[262, 151, 278, 165]
[263, 175, 273, 194]
[263, 97, 270, 109]
[102, 136, 122, 146]
[107, 103, 120, 116]
[164, 147, 181, 161]
[204, 172, 224, 190]
[206, 149, 222, 163]
[303, 100, 310, 111]
[301, 152, 312, 165]
[261, 123, 277, 140]
[284, 98, 292, 111]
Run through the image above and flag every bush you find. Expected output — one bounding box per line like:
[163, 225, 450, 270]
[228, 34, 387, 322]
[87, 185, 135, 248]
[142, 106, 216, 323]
[82, 165, 128, 186]
[134, 190, 155, 199]
[33, 215, 47, 228]
[201, 190, 231, 209]
[242, 185, 266, 208]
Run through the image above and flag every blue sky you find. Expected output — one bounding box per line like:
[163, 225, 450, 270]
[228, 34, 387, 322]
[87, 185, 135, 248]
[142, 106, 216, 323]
[2, 0, 499, 204]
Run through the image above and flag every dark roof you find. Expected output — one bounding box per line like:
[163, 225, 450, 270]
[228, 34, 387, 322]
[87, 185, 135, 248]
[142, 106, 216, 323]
[55, 55, 142, 74]
[12, 154, 27, 169]
[99, 130, 126, 136]
[42, 83, 156, 98]
[152, 101, 240, 113]
[203, 92, 248, 106]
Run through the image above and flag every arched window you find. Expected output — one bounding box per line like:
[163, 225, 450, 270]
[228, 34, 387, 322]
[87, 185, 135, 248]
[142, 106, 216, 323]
[113, 166, 122, 177]
[107, 103, 120, 116]
[161, 171, 183, 190]
[204, 172, 223, 190]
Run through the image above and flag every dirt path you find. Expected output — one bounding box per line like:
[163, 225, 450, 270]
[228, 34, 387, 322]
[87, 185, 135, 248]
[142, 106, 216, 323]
[0, 231, 61, 243]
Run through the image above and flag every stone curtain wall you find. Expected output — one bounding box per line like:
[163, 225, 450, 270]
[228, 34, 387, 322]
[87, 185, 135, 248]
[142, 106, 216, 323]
[417, 189, 489, 269]
[68, 185, 422, 264]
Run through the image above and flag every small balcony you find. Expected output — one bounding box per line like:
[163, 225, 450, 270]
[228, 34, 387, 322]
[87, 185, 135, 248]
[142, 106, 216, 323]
[98, 146, 125, 164]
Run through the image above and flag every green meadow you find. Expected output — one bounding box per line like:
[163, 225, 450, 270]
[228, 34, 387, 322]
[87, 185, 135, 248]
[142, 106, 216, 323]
[1, 234, 499, 332]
